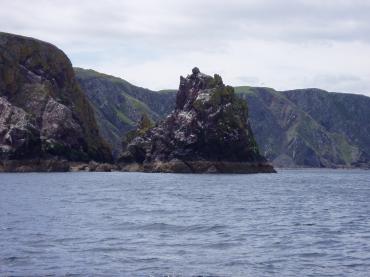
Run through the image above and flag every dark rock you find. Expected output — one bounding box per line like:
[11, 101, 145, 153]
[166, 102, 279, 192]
[192, 67, 200, 75]
[119, 68, 275, 173]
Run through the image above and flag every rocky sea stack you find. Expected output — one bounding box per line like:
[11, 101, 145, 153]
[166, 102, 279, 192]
[0, 32, 112, 171]
[119, 68, 275, 173]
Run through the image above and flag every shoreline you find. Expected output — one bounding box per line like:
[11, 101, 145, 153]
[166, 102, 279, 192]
[1, 159, 368, 173]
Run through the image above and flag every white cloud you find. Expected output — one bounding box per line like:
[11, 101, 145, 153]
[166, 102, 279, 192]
[1, 0, 370, 95]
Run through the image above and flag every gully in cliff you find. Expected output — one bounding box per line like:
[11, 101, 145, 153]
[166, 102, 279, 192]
[119, 67, 276, 173]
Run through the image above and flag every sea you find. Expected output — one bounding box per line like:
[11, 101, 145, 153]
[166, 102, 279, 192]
[1, 169, 370, 277]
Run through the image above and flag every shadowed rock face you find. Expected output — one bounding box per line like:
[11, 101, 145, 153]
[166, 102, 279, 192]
[0, 32, 112, 162]
[119, 68, 275, 173]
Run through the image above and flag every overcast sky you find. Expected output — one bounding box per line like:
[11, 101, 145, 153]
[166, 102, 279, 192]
[1, 0, 370, 95]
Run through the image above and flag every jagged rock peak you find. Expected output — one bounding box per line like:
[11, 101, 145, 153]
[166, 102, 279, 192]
[192, 67, 200, 75]
[176, 67, 224, 110]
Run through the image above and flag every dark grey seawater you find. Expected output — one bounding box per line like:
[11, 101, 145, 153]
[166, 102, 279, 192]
[1, 170, 370, 277]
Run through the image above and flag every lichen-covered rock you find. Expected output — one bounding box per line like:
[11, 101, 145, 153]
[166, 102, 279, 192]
[0, 32, 112, 163]
[119, 68, 275, 173]
[0, 97, 40, 159]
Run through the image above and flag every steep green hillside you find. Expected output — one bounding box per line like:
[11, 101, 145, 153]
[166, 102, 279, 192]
[235, 87, 363, 168]
[283, 89, 370, 167]
[75, 68, 175, 156]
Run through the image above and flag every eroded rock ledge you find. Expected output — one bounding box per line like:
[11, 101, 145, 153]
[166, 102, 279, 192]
[0, 159, 118, 172]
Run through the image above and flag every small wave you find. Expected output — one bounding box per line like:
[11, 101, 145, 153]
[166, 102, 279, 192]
[299, 252, 327, 258]
[1, 227, 14, 231]
[314, 239, 341, 246]
[205, 242, 239, 250]
[137, 222, 228, 234]
[53, 237, 82, 243]
[133, 208, 185, 215]
[140, 222, 182, 231]
[185, 224, 227, 233]
[4, 256, 18, 262]
[130, 257, 161, 264]
[224, 259, 252, 266]
[344, 263, 368, 268]
[293, 222, 316, 226]
[86, 197, 122, 203]
[1, 255, 31, 266]
[80, 246, 135, 253]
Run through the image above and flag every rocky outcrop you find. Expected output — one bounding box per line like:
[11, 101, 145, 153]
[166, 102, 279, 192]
[0, 32, 112, 165]
[119, 68, 275, 173]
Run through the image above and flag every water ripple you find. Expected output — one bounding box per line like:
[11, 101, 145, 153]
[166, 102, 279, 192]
[0, 169, 370, 276]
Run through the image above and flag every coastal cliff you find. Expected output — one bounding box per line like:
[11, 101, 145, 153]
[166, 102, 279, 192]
[0, 32, 112, 171]
[1, 32, 368, 171]
[119, 68, 275, 173]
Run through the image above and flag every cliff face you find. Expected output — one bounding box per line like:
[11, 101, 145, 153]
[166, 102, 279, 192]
[119, 68, 275, 173]
[236, 87, 369, 168]
[75, 68, 175, 157]
[0, 32, 111, 163]
[283, 89, 370, 167]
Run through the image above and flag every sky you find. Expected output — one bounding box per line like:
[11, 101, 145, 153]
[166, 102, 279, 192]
[1, 0, 370, 96]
